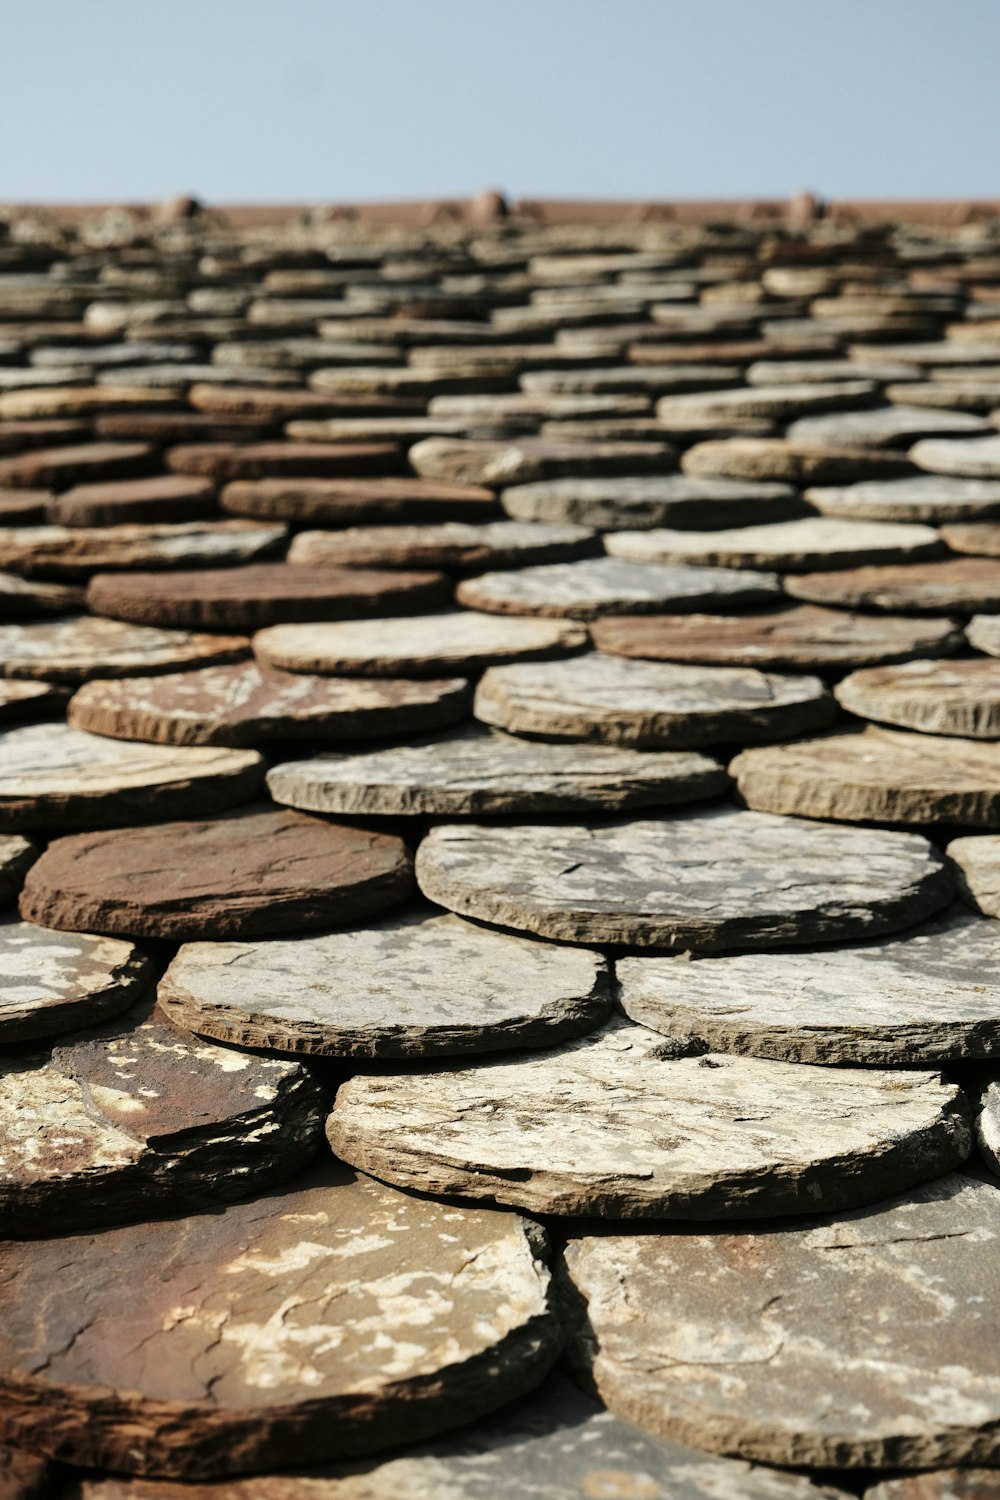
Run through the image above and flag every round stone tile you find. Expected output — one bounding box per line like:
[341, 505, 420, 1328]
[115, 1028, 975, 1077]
[415, 808, 950, 949]
[328, 1017, 968, 1219]
[159, 905, 610, 1058]
[19, 804, 413, 938]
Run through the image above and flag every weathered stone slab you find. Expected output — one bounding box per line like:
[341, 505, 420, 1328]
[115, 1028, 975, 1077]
[940, 522, 1000, 556]
[427, 392, 652, 421]
[415, 808, 950, 949]
[560, 1171, 1000, 1470]
[836, 658, 1000, 737]
[267, 726, 726, 815]
[67, 662, 469, 746]
[0, 1000, 325, 1234]
[221, 476, 499, 524]
[968, 613, 1000, 655]
[733, 726, 1000, 825]
[605, 516, 941, 571]
[592, 606, 964, 669]
[0, 723, 262, 830]
[682, 439, 914, 484]
[457, 557, 781, 619]
[0, 1163, 558, 1478]
[805, 474, 1000, 523]
[96, 411, 275, 444]
[254, 611, 587, 676]
[47, 473, 217, 527]
[655, 380, 878, 424]
[188, 384, 423, 420]
[0, 572, 84, 618]
[287, 520, 596, 571]
[0, 678, 67, 723]
[160, 905, 610, 1058]
[0, 441, 155, 490]
[0, 1444, 50, 1500]
[0, 489, 51, 525]
[165, 440, 401, 480]
[20, 804, 413, 938]
[75, 1375, 849, 1500]
[0, 386, 182, 420]
[618, 904, 1000, 1065]
[0, 519, 285, 578]
[867, 1475, 1000, 1500]
[87, 562, 449, 629]
[500, 474, 801, 529]
[912, 435, 1000, 477]
[409, 436, 676, 486]
[747, 357, 918, 385]
[475, 654, 834, 747]
[0, 919, 152, 1043]
[888, 380, 1000, 412]
[328, 1017, 969, 1219]
[947, 833, 1000, 917]
[786, 557, 1000, 613]
[0, 615, 249, 683]
[787, 407, 989, 448]
[0, 836, 37, 903]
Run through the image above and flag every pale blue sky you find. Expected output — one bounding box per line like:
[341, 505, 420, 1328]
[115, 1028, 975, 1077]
[2, 0, 998, 204]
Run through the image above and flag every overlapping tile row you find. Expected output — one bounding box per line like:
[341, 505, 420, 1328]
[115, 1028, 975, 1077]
[5, 203, 1000, 1498]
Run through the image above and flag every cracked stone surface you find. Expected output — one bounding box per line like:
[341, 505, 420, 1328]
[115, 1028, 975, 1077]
[805, 475, 1000, 523]
[254, 611, 587, 676]
[67, 661, 469, 746]
[591, 606, 964, 669]
[75, 1376, 852, 1499]
[287, 520, 596, 571]
[0, 919, 153, 1044]
[87, 562, 450, 630]
[456, 557, 781, 619]
[0, 998, 326, 1235]
[836, 658, 1000, 738]
[786, 558, 1000, 614]
[415, 806, 952, 950]
[617, 904, 1000, 1065]
[266, 726, 727, 815]
[159, 905, 610, 1058]
[0, 1163, 559, 1478]
[732, 727, 1000, 826]
[0, 520, 286, 578]
[500, 474, 801, 530]
[0, 615, 250, 683]
[605, 516, 942, 572]
[19, 804, 413, 940]
[0, 723, 263, 830]
[560, 1172, 1000, 1470]
[474, 653, 835, 747]
[328, 1017, 970, 1219]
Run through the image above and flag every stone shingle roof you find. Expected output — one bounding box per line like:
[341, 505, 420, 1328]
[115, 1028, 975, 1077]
[0, 198, 998, 1498]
